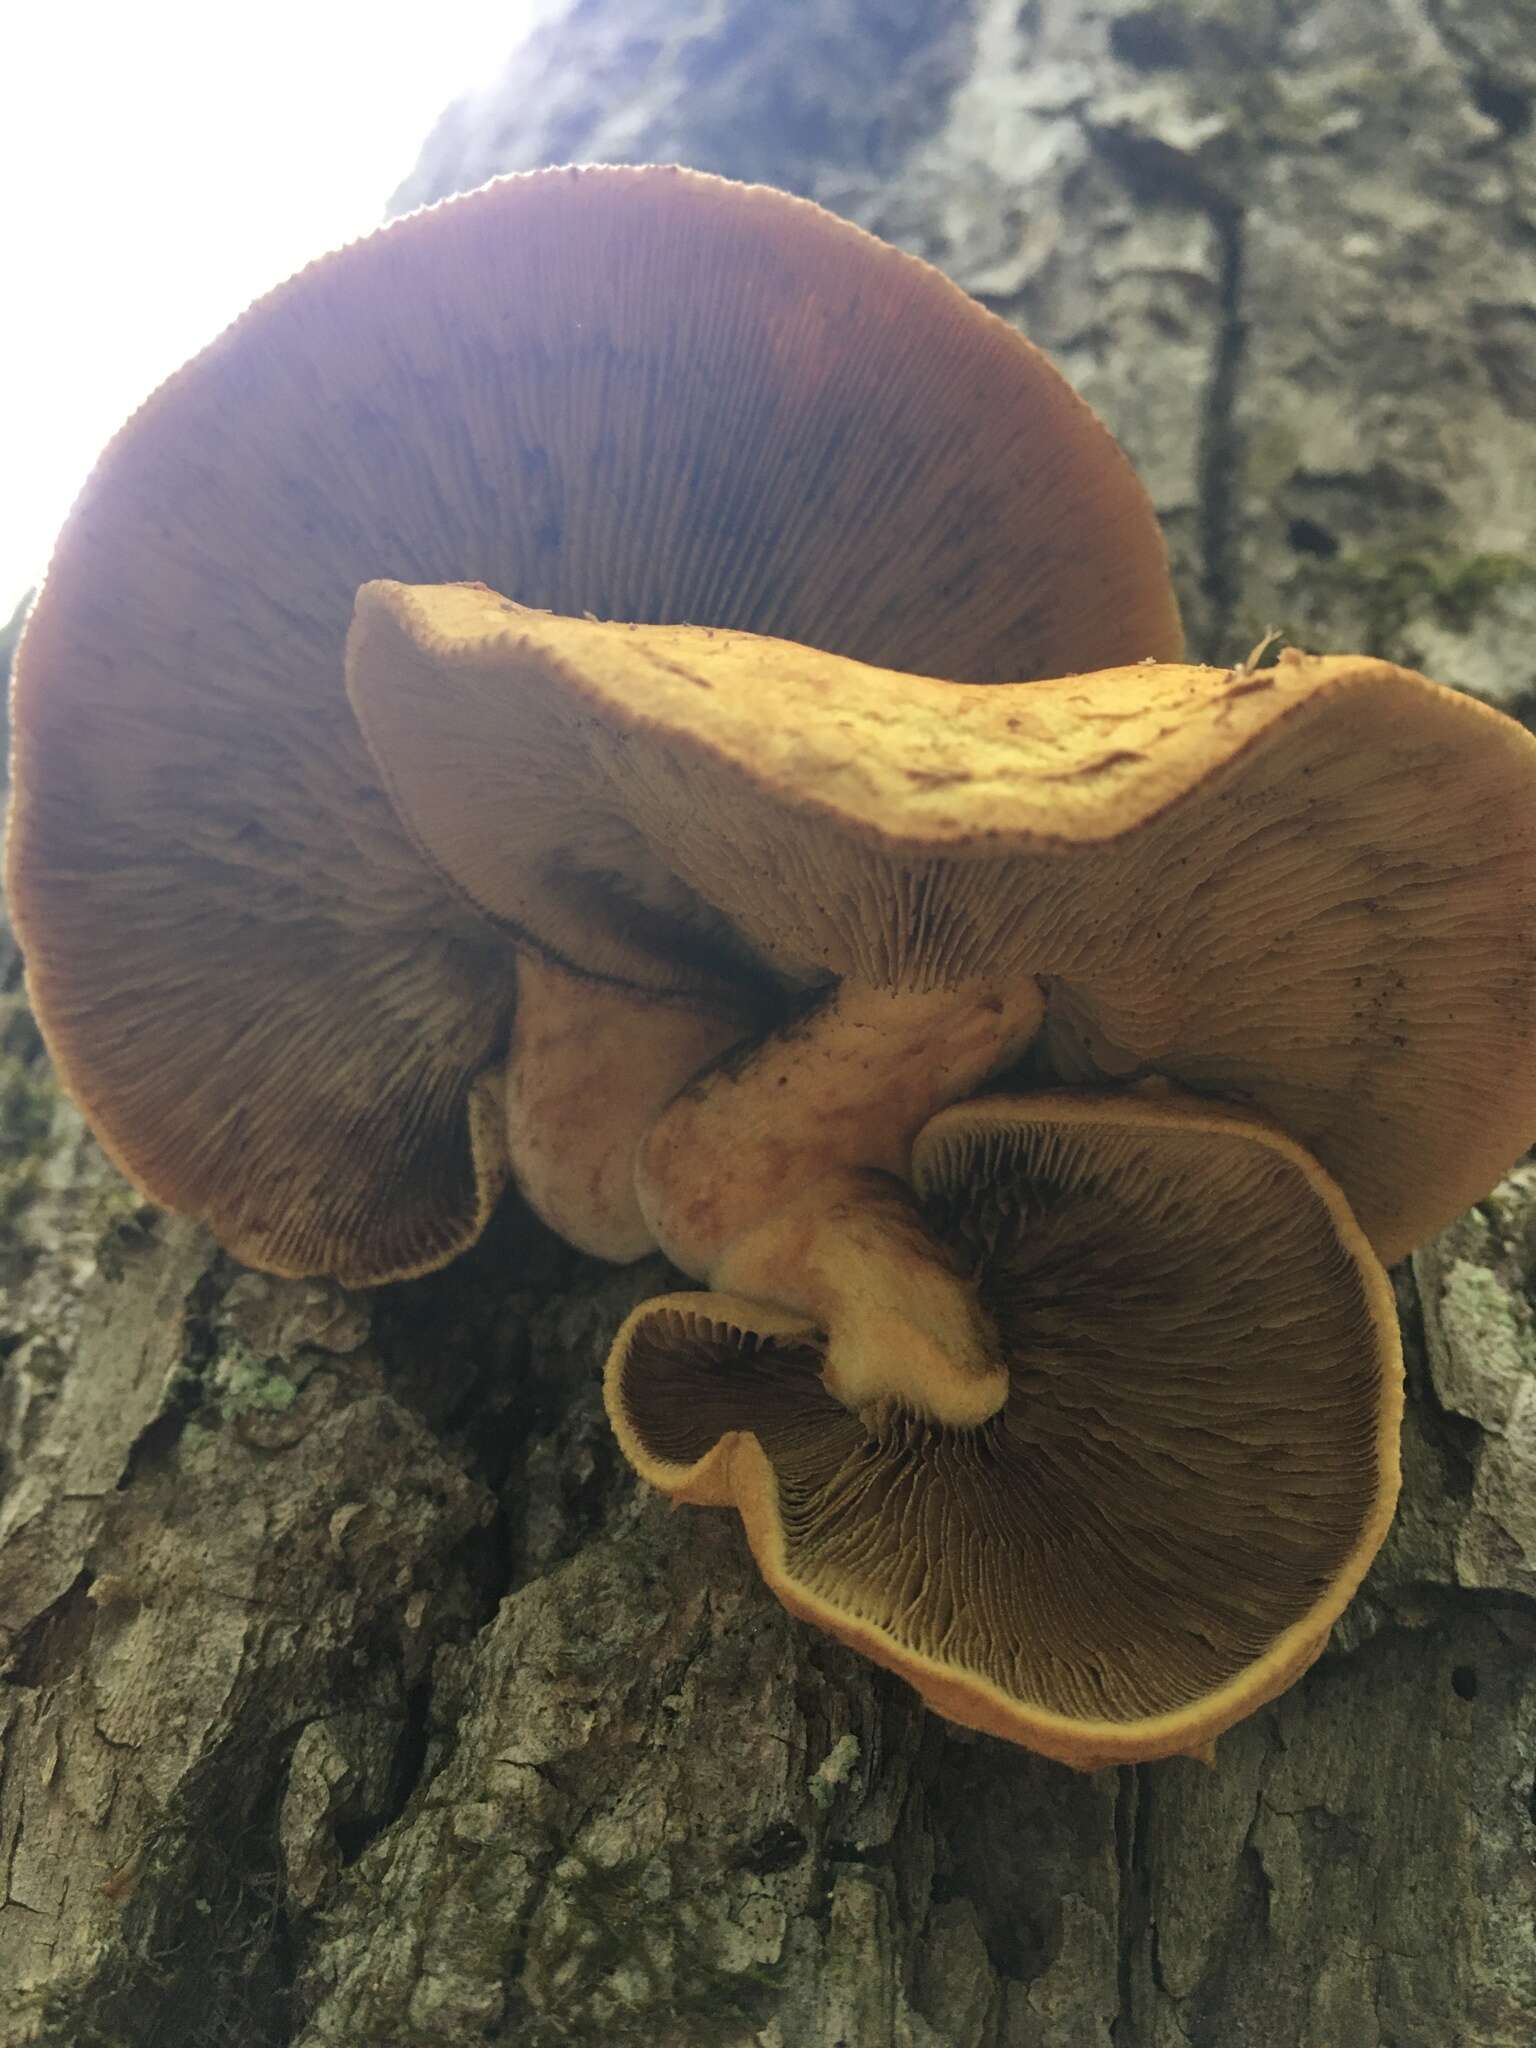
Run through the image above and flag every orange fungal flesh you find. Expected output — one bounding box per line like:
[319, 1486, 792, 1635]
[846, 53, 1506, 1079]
[711, 1170, 1011, 1428]
[605, 1092, 1402, 1767]
[351, 586, 1536, 1264]
[503, 953, 750, 1261]
[624, 975, 1044, 1425]
[636, 978, 1047, 1269]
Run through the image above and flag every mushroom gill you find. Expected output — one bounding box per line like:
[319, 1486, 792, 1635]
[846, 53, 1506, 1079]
[605, 1092, 1402, 1767]
[6, 164, 1180, 1283]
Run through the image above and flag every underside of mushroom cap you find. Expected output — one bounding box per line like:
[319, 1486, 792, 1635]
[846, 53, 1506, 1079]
[353, 587, 1536, 1259]
[605, 1090, 1401, 1767]
[4, 684, 515, 1283]
[6, 163, 1180, 1277]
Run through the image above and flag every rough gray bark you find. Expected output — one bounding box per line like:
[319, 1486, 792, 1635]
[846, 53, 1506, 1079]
[3, 3, 1534, 2043]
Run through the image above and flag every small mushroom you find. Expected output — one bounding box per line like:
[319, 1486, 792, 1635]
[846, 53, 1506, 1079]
[5, 164, 1179, 1284]
[605, 1091, 1403, 1768]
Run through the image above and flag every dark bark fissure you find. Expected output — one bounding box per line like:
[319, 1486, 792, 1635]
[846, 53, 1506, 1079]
[1080, 108, 1249, 666]
[46, 1748, 298, 2048]
[1110, 1767, 1146, 2046]
[1194, 199, 1246, 661]
[1396, 1261, 1482, 1504]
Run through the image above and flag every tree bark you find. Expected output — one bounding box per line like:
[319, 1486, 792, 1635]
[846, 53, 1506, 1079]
[4, 3, 1534, 2043]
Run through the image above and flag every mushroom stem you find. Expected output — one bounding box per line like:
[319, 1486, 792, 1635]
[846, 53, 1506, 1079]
[714, 1169, 1009, 1426]
[504, 953, 749, 1260]
[635, 977, 1044, 1424]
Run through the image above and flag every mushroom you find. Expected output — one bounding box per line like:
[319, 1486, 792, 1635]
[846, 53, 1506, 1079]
[5, 163, 1180, 1284]
[8, 155, 1533, 1762]
[345, 584, 1536, 1426]
[604, 1090, 1404, 1768]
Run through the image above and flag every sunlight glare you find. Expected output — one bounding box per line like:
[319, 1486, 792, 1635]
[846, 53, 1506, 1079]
[2, 2, 536, 609]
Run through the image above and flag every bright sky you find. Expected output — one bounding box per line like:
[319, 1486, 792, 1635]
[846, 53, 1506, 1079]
[2, 2, 536, 612]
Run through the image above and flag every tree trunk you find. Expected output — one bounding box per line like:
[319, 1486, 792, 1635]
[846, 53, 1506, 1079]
[3, 3, 1534, 2043]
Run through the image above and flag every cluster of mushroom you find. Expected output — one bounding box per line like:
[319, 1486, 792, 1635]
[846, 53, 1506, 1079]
[9, 166, 1536, 1769]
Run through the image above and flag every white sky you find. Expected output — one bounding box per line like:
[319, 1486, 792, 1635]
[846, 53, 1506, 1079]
[2, 2, 536, 612]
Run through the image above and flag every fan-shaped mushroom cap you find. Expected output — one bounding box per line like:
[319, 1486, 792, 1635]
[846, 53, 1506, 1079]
[352, 585, 1536, 1260]
[6, 164, 1180, 1281]
[605, 1091, 1402, 1767]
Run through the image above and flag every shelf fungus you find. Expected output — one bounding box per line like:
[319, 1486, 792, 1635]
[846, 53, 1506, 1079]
[606, 1092, 1403, 1768]
[7, 163, 1536, 1763]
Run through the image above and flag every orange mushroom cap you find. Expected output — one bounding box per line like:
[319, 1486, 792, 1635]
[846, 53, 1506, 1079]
[605, 1091, 1403, 1768]
[5, 165, 1179, 1282]
[350, 587, 1536, 1263]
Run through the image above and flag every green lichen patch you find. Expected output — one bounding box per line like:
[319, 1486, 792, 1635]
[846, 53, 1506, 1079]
[195, 1336, 308, 1424]
[808, 1733, 861, 1809]
[216, 1346, 302, 1418]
